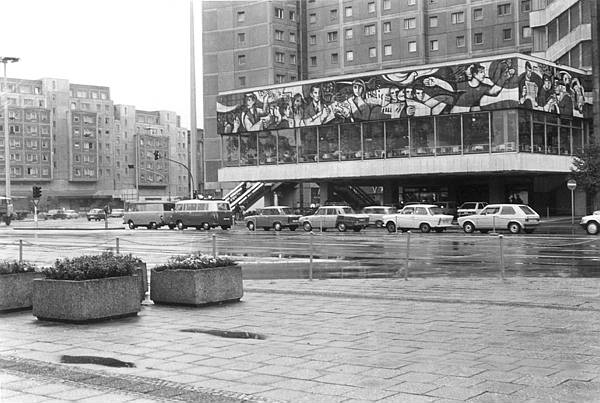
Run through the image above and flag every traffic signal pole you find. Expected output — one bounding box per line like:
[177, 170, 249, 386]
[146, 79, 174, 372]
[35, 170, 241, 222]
[155, 151, 196, 199]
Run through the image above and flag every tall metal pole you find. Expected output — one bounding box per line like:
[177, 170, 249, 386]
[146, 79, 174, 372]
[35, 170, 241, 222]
[189, 1, 199, 198]
[1, 57, 19, 203]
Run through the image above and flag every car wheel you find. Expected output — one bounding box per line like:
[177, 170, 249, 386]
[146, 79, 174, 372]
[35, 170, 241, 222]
[273, 222, 282, 231]
[337, 222, 347, 232]
[375, 220, 383, 228]
[128, 221, 136, 230]
[386, 221, 396, 233]
[419, 223, 431, 233]
[463, 222, 475, 233]
[508, 222, 521, 234]
[150, 222, 158, 230]
[303, 222, 312, 232]
[202, 222, 211, 231]
[176, 220, 185, 230]
[247, 221, 256, 231]
[289, 226, 297, 231]
[586, 221, 599, 235]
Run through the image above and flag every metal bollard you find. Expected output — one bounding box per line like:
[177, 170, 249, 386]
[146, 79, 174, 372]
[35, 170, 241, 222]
[212, 234, 217, 257]
[19, 239, 23, 263]
[116, 237, 120, 254]
[398, 231, 410, 280]
[499, 234, 505, 280]
[309, 231, 314, 281]
[492, 215, 496, 234]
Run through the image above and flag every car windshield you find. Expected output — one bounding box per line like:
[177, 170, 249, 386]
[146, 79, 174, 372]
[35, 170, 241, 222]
[460, 203, 475, 209]
[341, 207, 355, 214]
[518, 205, 536, 215]
[428, 207, 444, 215]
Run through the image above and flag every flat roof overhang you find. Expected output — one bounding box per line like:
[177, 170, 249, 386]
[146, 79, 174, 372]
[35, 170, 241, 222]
[218, 153, 574, 183]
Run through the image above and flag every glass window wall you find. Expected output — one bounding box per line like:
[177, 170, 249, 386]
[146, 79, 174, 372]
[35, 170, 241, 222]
[277, 129, 297, 163]
[299, 127, 318, 163]
[532, 122, 545, 153]
[491, 110, 517, 152]
[385, 120, 409, 157]
[339, 123, 361, 160]
[559, 126, 571, 155]
[319, 125, 339, 161]
[463, 112, 489, 153]
[410, 117, 434, 156]
[239, 132, 257, 166]
[258, 131, 277, 164]
[363, 122, 384, 159]
[222, 134, 239, 167]
[435, 115, 461, 155]
[518, 110, 532, 152]
[546, 125, 558, 154]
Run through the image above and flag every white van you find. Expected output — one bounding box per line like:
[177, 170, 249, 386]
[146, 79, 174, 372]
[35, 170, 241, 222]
[163, 199, 233, 230]
[123, 201, 176, 229]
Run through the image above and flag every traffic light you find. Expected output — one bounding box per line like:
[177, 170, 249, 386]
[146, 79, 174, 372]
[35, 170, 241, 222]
[32, 186, 42, 199]
[154, 150, 160, 160]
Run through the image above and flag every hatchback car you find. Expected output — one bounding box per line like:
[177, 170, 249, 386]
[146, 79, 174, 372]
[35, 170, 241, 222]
[383, 204, 454, 233]
[580, 210, 600, 235]
[361, 206, 397, 228]
[47, 209, 67, 219]
[299, 205, 369, 232]
[244, 206, 301, 231]
[457, 204, 540, 234]
[64, 209, 80, 219]
[86, 208, 106, 221]
[457, 202, 488, 217]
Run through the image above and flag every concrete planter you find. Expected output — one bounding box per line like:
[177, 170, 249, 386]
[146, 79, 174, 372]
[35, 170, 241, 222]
[150, 265, 243, 306]
[0, 272, 43, 312]
[32, 276, 141, 323]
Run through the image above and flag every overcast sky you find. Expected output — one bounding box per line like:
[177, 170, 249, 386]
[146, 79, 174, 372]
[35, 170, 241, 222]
[1, 0, 203, 129]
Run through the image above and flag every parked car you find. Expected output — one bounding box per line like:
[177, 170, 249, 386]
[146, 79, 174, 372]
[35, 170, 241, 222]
[580, 210, 600, 235]
[457, 202, 488, 217]
[109, 208, 125, 218]
[437, 201, 457, 219]
[86, 208, 106, 221]
[457, 204, 540, 234]
[383, 204, 454, 233]
[244, 206, 301, 231]
[47, 209, 67, 219]
[361, 206, 397, 228]
[64, 209, 80, 219]
[299, 205, 369, 232]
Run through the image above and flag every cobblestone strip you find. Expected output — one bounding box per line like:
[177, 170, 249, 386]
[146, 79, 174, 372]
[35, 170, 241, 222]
[0, 356, 278, 403]
[244, 287, 600, 312]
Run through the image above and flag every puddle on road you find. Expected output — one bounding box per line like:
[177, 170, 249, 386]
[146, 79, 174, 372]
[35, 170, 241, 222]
[60, 355, 135, 368]
[180, 329, 266, 340]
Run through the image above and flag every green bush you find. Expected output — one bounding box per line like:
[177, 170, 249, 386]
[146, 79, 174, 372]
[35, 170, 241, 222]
[154, 253, 237, 272]
[0, 260, 38, 275]
[42, 253, 144, 281]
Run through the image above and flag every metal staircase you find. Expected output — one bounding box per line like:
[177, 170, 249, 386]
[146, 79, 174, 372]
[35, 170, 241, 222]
[224, 182, 269, 213]
[331, 183, 377, 210]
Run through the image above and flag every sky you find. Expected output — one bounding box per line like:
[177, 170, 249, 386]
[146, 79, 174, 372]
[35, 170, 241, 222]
[1, 0, 203, 129]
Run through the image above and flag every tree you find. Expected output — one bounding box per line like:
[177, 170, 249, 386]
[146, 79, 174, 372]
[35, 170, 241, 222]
[571, 140, 600, 212]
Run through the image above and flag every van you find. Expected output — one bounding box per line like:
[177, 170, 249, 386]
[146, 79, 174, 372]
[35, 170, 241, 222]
[165, 199, 233, 230]
[123, 201, 175, 229]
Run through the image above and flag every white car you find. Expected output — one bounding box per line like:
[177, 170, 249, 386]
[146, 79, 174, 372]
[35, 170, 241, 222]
[383, 204, 454, 233]
[361, 206, 397, 228]
[457, 202, 488, 217]
[458, 204, 540, 234]
[64, 209, 80, 219]
[580, 211, 600, 235]
[299, 205, 369, 232]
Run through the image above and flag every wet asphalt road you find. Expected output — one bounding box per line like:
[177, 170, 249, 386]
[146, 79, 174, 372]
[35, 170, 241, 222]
[0, 217, 598, 279]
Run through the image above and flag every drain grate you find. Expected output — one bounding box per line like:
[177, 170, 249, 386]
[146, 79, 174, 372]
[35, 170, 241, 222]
[60, 355, 135, 368]
[181, 329, 266, 340]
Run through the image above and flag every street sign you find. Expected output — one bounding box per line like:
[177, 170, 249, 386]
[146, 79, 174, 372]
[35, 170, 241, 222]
[32, 199, 39, 206]
[567, 179, 577, 190]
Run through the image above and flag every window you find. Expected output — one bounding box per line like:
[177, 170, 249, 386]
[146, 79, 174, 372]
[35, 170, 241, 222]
[331, 53, 339, 64]
[474, 32, 483, 44]
[429, 16, 438, 27]
[383, 0, 391, 10]
[238, 55, 246, 65]
[289, 32, 296, 43]
[503, 28, 512, 40]
[275, 7, 283, 18]
[383, 21, 391, 33]
[521, 0, 531, 12]
[408, 41, 417, 52]
[310, 56, 317, 66]
[408, 0, 416, 4]
[384, 44, 392, 56]
[430, 40, 439, 51]
[522, 26, 531, 38]
[346, 51, 354, 61]
[327, 31, 338, 42]
[330, 9, 338, 20]
[345, 28, 353, 39]
[456, 35, 465, 47]
[289, 10, 296, 21]
[275, 52, 285, 63]
[473, 8, 483, 20]
[345, 6, 352, 17]
[451, 11, 464, 24]
[276, 74, 286, 84]
[368, 2, 375, 13]
[290, 54, 296, 65]
[404, 18, 416, 29]
[369, 47, 377, 57]
[309, 13, 316, 23]
[309, 35, 317, 45]
[237, 33, 245, 43]
[275, 30, 284, 40]
[237, 11, 245, 22]
[364, 24, 376, 36]
[498, 3, 511, 16]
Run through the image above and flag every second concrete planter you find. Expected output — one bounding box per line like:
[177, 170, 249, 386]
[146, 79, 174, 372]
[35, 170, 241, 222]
[0, 272, 43, 312]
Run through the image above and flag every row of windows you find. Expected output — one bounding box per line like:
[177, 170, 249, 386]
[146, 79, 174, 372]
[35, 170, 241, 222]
[70, 89, 109, 100]
[72, 168, 96, 177]
[236, 8, 296, 23]
[272, 30, 296, 43]
[0, 153, 50, 163]
[0, 166, 51, 177]
[0, 139, 50, 149]
[2, 111, 50, 122]
[1, 125, 51, 135]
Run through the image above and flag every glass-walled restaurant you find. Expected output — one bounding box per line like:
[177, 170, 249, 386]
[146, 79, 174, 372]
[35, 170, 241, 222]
[222, 109, 588, 167]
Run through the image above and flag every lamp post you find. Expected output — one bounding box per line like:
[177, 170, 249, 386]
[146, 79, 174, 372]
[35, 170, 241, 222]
[1, 56, 19, 203]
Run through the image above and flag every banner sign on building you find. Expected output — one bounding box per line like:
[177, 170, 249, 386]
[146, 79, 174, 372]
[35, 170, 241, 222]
[216, 56, 592, 135]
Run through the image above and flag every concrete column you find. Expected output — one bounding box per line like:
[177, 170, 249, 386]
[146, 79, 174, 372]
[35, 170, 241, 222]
[382, 180, 397, 206]
[488, 179, 505, 204]
[318, 182, 331, 206]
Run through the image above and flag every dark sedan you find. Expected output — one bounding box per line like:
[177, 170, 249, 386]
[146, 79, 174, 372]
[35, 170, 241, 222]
[86, 208, 106, 221]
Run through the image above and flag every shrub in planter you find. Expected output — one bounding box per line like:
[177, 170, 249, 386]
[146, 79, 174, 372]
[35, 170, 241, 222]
[0, 261, 42, 312]
[33, 253, 144, 323]
[150, 253, 242, 306]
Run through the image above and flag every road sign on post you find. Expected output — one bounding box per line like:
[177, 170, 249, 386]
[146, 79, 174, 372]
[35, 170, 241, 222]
[567, 180, 577, 224]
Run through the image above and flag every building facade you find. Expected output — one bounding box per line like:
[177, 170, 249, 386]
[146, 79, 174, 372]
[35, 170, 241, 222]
[203, 0, 599, 214]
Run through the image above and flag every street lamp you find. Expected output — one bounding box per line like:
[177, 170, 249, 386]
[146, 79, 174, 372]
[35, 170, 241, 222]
[1, 56, 19, 204]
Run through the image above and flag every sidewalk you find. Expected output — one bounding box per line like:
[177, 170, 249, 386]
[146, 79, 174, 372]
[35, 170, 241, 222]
[1, 277, 600, 402]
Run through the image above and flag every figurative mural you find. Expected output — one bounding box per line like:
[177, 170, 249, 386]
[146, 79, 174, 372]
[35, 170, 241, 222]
[216, 57, 591, 134]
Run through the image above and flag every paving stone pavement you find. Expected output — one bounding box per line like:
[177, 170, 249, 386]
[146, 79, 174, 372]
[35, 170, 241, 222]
[1, 277, 600, 402]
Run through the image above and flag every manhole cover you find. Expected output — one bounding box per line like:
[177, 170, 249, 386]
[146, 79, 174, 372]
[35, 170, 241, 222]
[60, 355, 135, 368]
[181, 329, 266, 340]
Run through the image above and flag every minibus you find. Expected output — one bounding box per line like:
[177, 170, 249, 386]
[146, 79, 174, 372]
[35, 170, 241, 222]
[164, 199, 233, 230]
